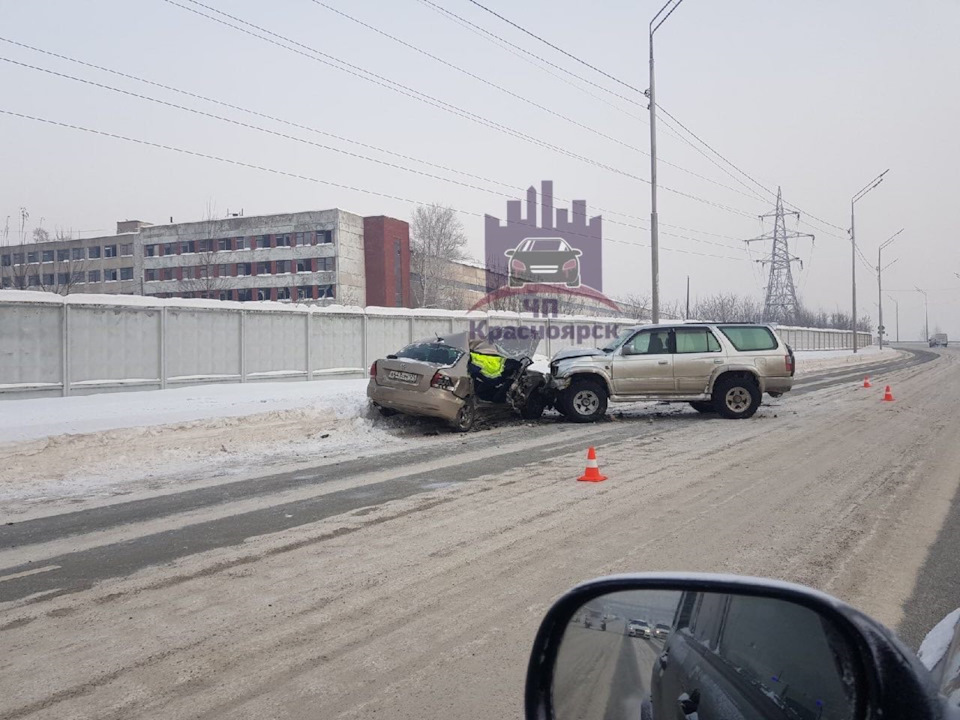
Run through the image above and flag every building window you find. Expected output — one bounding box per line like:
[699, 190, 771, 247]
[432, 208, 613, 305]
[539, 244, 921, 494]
[121, 243, 134, 257]
[218, 291, 228, 301]
[145, 245, 157, 257]
[277, 286, 291, 301]
[296, 259, 309, 273]
[163, 242, 177, 255]
[28, 275, 40, 286]
[1, 277, 10, 288]
[145, 269, 156, 282]
[181, 241, 195, 254]
[104, 245, 117, 258]
[297, 286, 310, 300]
[1, 254, 9, 267]
[13, 253, 24, 264]
[160, 268, 175, 281]
[275, 234, 291, 247]
[316, 230, 333, 244]
[318, 256, 336, 272]
[88, 270, 101, 282]
[57, 272, 70, 285]
[276, 260, 290, 274]
[256, 261, 271, 275]
[71, 247, 84, 260]
[43, 273, 55, 285]
[256, 235, 270, 249]
[27, 251, 39, 263]
[57, 249, 70, 261]
[237, 263, 252, 276]
[218, 264, 228, 276]
[294, 232, 303, 246]
[120, 267, 134, 281]
[319, 284, 335, 299]
[257, 289, 269, 301]
[195, 266, 208, 279]
[218, 238, 231, 251]
[42, 250, 55, 262]
[104, 269, 119, 282]
[88, 246, 101, 259]
[237, 289, 252, 301]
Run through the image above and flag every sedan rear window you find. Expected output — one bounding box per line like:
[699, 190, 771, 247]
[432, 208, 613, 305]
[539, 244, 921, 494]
[395, 342, 463, 366]
[719, 326, 778, 351]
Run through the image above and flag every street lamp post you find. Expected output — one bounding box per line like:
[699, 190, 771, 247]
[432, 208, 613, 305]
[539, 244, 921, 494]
[850, 169, 889, 352]
[915, 286, 928, 342]
[876, 228, 903, 351]
[648, 0, 685, 324]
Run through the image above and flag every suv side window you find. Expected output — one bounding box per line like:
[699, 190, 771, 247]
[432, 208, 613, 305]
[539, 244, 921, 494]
[719, 325, 778, 351]
[675, 327, 722, 353]
[624, 329, 672, 355]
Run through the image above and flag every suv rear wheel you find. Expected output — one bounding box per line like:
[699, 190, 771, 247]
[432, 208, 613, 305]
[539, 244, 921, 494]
[560, 379, 608, 423]
[713, 375, 761, 419]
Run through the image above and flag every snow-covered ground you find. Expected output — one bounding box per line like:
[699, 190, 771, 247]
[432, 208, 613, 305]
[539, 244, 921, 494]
[0, 345, 900, 513]
[794, 345, 898, 375]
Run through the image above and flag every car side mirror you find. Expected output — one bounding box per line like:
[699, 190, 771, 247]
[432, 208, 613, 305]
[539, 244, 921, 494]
[620, 344, 637, 356]
[505, 249, 515, 257]
[525, 574, 948, 720]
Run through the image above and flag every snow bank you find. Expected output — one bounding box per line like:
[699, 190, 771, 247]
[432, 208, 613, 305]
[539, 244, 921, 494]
[793, 345, 898, 375]
[0, 379, 396, 509]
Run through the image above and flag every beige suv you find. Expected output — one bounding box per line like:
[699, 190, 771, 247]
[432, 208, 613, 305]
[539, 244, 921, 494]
[549, 323, 794, 421]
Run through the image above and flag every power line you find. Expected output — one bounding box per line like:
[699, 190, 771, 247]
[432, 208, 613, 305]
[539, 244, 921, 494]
[162, 0, 758, 219]
[0, 46, 746, 253]
[0, 107, 750, 263]
[445, 0, 851, 238]
[310, 0, 769, 206]
[464, 0, 642, 94]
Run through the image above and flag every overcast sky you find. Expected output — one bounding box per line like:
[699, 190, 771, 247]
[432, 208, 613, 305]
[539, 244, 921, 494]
[1, 0, 957, 338]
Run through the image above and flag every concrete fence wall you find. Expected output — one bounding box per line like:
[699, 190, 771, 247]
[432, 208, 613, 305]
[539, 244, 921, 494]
[0, 291, 872, 399]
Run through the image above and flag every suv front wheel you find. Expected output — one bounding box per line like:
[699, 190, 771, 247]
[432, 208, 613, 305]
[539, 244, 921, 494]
[560, 379, 608, 423]
[713, 375, 761, 419]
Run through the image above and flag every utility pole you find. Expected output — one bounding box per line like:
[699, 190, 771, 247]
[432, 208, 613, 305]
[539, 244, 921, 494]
[647, 0, 685, 324]
[850, 170, 889, 353]
[887, 295, 899, 343]
[745, 187, 813, 324]
[876, 228, 903, 351]
[915, 286, 928, 341]
[685, 275, 690, 319]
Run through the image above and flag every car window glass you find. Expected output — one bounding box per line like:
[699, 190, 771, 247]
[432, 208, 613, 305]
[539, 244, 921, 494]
[625, 330, 671, 355]
[532, 239, 563, 251]
[395, 343, 463, 365]
[718, 596, 855, 720]
[691, 593, 726, 649]
[719, 326, 778, 351]
[675, 328, 722, 354]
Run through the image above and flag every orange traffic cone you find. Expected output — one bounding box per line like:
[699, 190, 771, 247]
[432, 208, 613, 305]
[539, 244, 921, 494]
[578, 447, 607, 483]
[883, 385, 894, 402]
[863, 376, 872, 388]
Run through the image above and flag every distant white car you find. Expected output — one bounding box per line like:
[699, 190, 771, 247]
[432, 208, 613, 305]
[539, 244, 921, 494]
[627, 619, 653, 638]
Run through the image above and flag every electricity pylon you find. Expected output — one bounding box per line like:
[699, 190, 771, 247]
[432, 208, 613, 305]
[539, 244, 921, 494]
[745, 187, 814, 324]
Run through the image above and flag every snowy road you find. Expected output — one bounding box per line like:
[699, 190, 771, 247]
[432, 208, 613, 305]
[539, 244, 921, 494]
[0, 345, 958, 719]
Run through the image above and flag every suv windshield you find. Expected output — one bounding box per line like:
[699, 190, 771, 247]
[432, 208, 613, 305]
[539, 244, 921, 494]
[394, 343, 463, 366]
[601, 328, 635, 352]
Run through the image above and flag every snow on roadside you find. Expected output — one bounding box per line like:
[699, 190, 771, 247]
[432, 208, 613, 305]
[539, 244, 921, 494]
[794, 345, 900, 376]
[0, 380, 394, 510]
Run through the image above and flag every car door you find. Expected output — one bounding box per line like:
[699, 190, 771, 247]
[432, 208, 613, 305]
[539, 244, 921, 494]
[673, 327, 725, 393]
[610, 328, 675, 395]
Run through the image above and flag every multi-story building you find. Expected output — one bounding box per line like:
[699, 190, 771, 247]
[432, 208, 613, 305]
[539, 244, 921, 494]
[1, 210, 412, 307]
[0, 221, 148, 295]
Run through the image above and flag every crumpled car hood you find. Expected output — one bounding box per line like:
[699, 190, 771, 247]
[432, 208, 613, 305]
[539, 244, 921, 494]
[552, 347, 609, 362]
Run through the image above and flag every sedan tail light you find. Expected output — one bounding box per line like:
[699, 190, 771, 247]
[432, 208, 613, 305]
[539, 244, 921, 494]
[785, 354, 794, 374]
[562, 259, 577, 271]
[369, 361, 377, 377]
[431, 371, 456, 390]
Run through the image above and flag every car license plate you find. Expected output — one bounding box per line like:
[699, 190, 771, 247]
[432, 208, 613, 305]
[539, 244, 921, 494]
[387, 370, 419, 384]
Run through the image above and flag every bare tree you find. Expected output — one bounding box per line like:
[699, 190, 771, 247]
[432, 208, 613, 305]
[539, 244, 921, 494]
[410, 204, 467, 309]
[7, 223, 85, 295]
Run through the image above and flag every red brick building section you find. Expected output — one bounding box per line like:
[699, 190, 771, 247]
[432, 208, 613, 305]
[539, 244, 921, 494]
[363, 216, 411, 308]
